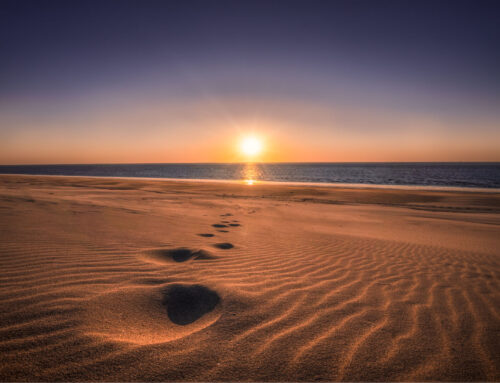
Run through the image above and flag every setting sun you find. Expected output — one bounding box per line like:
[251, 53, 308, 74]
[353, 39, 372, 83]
[240, 136, 263, 157]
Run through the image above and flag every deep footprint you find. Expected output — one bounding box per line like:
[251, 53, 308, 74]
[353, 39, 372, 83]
[162, 284, 220, 325]
[151, 248, 214, 262]
[212, 224, 228, 228]
[213, 243, 234, 250]
[229, 223, 240, 227]
[197, 233, 215, 237]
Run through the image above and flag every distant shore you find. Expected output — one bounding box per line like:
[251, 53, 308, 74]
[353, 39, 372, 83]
[1, 172, 499, 193]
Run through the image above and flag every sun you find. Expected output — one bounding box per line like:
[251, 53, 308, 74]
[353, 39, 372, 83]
[240, 136, 262, 157]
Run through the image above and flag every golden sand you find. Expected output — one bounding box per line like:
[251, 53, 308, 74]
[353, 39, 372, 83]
[0, 175, 499, 381]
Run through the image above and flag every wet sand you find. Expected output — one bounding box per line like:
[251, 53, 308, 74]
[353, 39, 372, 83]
[0, 174, 499, 381]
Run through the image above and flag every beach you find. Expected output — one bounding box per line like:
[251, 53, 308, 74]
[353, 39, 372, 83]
[0, 174, 499, 381]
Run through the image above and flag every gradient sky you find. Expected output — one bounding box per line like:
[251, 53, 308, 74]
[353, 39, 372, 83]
[1, 0, 499, 164]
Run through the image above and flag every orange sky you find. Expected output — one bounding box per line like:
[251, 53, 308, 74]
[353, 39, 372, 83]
[1, 96, 498, 164]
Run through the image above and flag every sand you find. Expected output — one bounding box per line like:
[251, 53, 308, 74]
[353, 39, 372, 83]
[0, 174, 499, 381]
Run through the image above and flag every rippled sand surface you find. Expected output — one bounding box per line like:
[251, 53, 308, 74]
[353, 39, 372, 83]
[0, 175, 499, 381]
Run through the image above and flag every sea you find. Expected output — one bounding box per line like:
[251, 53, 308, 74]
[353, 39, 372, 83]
[0, 163, 499, 189]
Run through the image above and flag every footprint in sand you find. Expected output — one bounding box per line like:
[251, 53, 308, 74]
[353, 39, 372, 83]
[82, 283, 222, 344]
[197, 233, 215, 237]
[212, 223, 228, 228]
[143, 248, 216, 263]
[213, 242, 234, 250]
[217, 229, 229, 233]
[162, 284, 220, 325]
[220, 213, 233, 217]
[229, 223, 240, 227]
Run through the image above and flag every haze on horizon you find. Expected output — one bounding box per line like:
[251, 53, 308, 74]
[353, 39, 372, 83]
[0, 0, 499, 164]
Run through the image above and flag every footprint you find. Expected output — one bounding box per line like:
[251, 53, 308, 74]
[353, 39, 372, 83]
[217, 229, 229, 233]
[213, 243, 234, 250]
[145, 248, 215, 263]
[81, 285, 222, 344]
[220, 213, 233, 217]
[162, 284, 220, 325]
[197, 233, 215, 237]
[212, 224, 228, 228]
[229, 223, 240, 227]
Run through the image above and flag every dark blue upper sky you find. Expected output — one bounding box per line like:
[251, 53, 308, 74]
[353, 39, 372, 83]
[0, 0, 499, 163]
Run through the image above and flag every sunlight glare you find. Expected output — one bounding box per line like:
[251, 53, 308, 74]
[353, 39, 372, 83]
[240, 136, 262, 157]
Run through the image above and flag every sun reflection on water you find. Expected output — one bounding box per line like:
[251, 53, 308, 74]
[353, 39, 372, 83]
[242, 163, 258, 185]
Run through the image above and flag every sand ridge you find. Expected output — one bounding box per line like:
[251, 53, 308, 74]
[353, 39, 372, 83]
[0, 174, 499, 381]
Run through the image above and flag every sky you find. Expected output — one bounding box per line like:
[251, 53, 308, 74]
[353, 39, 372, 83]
[0, 0, 499, 164]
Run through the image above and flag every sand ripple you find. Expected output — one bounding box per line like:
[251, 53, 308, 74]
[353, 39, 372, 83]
[0, 175, 499, 381]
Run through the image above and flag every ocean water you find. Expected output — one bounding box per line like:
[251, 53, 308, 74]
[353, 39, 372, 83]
[0, 163, 499, 189]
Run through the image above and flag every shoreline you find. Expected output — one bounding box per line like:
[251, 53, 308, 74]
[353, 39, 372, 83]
[1, 172, 499, 193]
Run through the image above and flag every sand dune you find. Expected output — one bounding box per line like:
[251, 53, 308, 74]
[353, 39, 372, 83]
[0, 175, 499, 381]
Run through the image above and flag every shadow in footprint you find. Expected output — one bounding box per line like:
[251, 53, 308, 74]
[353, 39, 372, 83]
[151, 248, 214, 262]
[162, 284, 220, 325]
[229, 223, 240, 227]
[217, 229, 229, 233]
[212, 224, 228, 228]
[213, 243, 234, 250]
[197, 233, 214, 237]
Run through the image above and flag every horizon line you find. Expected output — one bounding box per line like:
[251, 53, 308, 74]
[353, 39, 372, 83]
[0, 161, 499, 166]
